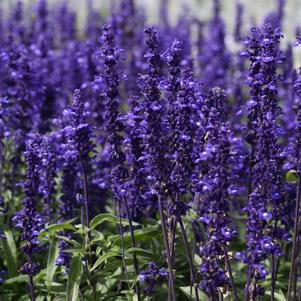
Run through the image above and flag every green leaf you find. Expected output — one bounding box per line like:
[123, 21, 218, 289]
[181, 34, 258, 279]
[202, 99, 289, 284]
[265, 290, 287, 301]
[286, 169, 298, 183]
[125, 247, 156, 260]
[46, 240, 59, 290]
[55, 235, 82, 248]
[1, 230, 18, 277]
[91, 251, 120, 272]
[90, 229, 105, 243]
[36, 281, 66, 293]
[90, 213, 139, 229]
[180, 286, 207, 301]
[5, 275, 28, 284]
[39, 223, 75, 239]
[108, 226, 161, 246]
[64, 248, 84, 255]
[54, 297, 66, 301]
[67, 255, 83, 301]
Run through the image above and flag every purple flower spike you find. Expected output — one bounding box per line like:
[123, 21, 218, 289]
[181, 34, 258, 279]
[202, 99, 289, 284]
[13, 134, 44, 276]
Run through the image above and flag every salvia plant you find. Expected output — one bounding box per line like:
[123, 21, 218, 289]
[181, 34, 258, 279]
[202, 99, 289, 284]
[1, 0, 301, 300]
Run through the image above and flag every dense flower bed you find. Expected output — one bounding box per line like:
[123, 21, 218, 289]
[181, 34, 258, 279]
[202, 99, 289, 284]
[0, 0, 300, 300]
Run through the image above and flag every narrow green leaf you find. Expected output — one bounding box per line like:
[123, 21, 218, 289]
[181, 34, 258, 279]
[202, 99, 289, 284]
[5, 275, 28, 284]
[39, 223, 75, 239]
[67, 255, 83, 301]
[265, 290, 287, 301]
[90, 213, 139, 229]
[55, 235, 82, 248]
[125, 247, 156, 259]
[1, 230, 18, 277]
[90, 229, 105, 243]
[46, 240, 59, 289]
[64, 248, 84, 255]
[91, 251, 120, 272]
[108, 226, 160, 246]
[180, 286, 207, 300]
[54, 297, 66, 301]
[36, 281, 66, 293]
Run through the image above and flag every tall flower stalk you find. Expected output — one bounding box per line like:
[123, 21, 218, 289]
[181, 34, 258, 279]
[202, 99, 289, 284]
[138, 27, 176, 301]
[161, 39, 201, 300]
[100, 24, 141, 300]
[63, 89, 94, 226]
[12, 134, 44, 301]
[197, 88, 238, 301]
[242, 25, 286, 300]
[287, 65, 301, 301]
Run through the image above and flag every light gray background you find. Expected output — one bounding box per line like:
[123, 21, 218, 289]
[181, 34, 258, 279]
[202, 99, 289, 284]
[4, 0, 301, 54]
[4, 0, 299, 34]
[17, 0, 300, 35]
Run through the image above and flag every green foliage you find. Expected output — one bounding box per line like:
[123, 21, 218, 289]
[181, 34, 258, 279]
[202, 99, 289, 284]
[46, 240, 59, 291]
[0, 210, 292, 300]
[1, 230, 18, 277]
[90, 213, 139, 229]
[91, 251, 120, 272]
[67, 255, 83, 301]
[39, 223, 75, 239]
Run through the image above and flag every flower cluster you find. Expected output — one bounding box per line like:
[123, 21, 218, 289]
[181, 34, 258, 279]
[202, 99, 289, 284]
[139, 262, 168, 295]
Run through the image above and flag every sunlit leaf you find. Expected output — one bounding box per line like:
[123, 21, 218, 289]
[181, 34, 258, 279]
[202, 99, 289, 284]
[67, 255, 83, 301]
[91, 251, 120, 272]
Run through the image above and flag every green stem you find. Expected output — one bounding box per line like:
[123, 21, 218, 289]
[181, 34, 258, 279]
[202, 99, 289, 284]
[119, 200, 131, 292]
[28, 275, 35, 301]
[287, 175, 301, 301]
[81, 164, 96, 301]
[179, 218, 199, 301]
[223, 246, 238, 301]
[158, 196, 176, 301]
[0, 136, 3, 197]
[271, 256, 275, 301]
[123, 196, 141, 301]
[169, 216, 177, 300]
